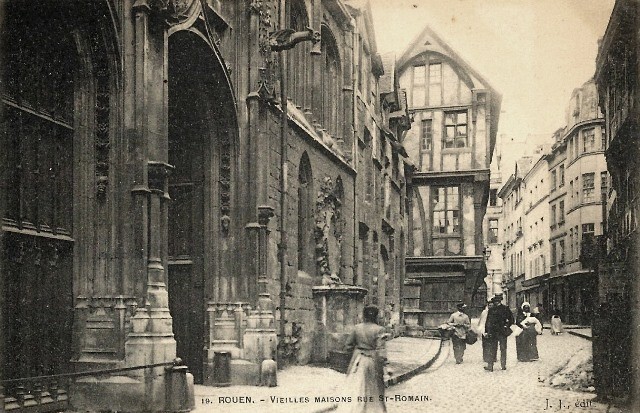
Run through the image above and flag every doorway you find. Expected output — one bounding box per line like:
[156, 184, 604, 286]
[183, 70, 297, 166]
[167, 30, 237, 384]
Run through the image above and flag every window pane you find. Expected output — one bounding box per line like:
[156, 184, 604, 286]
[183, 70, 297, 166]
[433, 210, 446, 233]
[412, 88, 425, 107]
[445, 113, 456, 125]
[428, 84, 442, 106]
[429, 63, 441, 83]
[413, 65, 425, 86]
[582, 172, 595, 202]
[448, 210, 460, 233]
[421, 119, 432, 150]
[444, 111, 467, 148]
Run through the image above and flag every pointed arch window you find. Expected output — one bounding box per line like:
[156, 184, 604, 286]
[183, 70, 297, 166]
[298, 153, 314, 273]
[3, 8, 77, 233]
[288, 0, 309, 108]
[1, 0, 116, 380]
[321, 27, 341, 139]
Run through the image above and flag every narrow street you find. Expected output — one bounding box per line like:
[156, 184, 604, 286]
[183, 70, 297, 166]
[385, 332, 605, 413]
[3, 1, 638, 412]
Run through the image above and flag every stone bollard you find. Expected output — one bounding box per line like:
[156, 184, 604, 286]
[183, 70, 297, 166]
[260, 359, 277, 387]
[165, 362, 195, 412]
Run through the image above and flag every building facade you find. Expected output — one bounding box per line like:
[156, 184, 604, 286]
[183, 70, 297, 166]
[499, 80, 606, 320]
[522, 152, 550, 310]
[499, 157, 533, 310]
[397, 26, 501, 328]
[594, 0, 640, 405]
[551, 79, 606, 324]
[547, 127, 569, 317]
[482, 138, 504, 300]
[0, 0, 409, 410]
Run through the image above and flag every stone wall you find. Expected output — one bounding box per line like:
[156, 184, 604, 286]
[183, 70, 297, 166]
[262, 108, 357, 364]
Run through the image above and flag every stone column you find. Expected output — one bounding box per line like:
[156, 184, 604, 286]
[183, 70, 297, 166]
[257, 205, 275, 311]
[121, 1, 182, 410]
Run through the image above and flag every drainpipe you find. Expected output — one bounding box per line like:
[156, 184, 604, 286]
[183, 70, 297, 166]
[351, 18, 358, 286]
[277, 0, 288, 356]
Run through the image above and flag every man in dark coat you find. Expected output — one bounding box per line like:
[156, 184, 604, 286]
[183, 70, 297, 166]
[483, 293, 514, 372]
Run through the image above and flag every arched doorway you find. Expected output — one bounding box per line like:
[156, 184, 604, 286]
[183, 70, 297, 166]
[167, 30, 237, 384]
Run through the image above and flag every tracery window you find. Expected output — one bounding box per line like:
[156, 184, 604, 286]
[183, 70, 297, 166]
[2, 4, 78, 233]
[321, 27, 341, 138]
[1, 0, 115, 380]
[288, 0, 309, 108]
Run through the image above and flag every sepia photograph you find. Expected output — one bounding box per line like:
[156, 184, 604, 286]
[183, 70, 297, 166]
[0, 0, 638, 412]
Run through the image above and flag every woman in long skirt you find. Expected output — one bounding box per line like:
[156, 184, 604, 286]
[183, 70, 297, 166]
[515, 302, 542, 362]
[336, 305, 388, 413]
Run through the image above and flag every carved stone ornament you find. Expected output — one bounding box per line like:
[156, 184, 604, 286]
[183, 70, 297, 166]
[135, 0, 199, 26]
[314, 177, 345, 284]
[249, 0, 278, 101]
[269, 27, 320, 52]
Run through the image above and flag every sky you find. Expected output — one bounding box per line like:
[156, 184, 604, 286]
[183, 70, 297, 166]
[369, 0, 615, 173]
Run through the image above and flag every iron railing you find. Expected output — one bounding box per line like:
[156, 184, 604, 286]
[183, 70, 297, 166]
[0, 359, 184, 413]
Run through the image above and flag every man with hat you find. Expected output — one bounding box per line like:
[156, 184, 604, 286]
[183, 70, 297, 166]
[447, 302, 471, 364]
[483, 293, 514, 371]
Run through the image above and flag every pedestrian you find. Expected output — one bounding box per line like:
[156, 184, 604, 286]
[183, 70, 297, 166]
[447, 302, 471, 364]
[336, 305, 388, 413]
[475, 299, 493, 364]
[474, 298, 494, 364]
[483, 294, 514, 372]
[515, 302, 543, 362]
[551, 307, 564, 335]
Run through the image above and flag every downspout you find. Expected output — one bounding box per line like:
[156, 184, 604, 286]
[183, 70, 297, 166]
[269, 0, 320, 356]
[278, 0, 288, 354]
[351, 18, 358, 286]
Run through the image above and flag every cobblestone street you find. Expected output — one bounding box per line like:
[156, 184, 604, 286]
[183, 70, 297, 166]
[190, 331, 625, 413]
[384, 332, 609, 413]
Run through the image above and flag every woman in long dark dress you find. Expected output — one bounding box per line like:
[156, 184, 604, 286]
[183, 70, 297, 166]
[337, 305, 388, 413]
[515, 302, 542, 362]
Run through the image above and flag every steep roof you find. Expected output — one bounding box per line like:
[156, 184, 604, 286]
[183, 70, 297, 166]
[396, 23, 502, 163]
[343, 0, 378, 55]
[396, 24, 500, 97]
[515, 156, 534, 178]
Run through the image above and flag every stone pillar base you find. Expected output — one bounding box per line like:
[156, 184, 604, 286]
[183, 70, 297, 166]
[312, 285, 367, 363]
[69, 333, 194, 412]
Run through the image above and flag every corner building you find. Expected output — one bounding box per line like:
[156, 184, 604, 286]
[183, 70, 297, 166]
[397, 26, 501, 328]
[549, 79, 605, 325]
